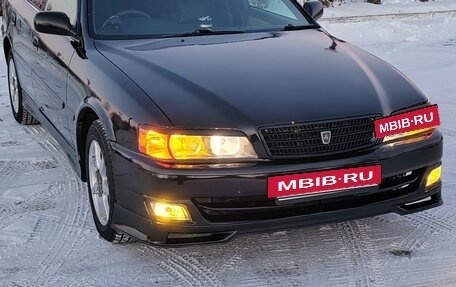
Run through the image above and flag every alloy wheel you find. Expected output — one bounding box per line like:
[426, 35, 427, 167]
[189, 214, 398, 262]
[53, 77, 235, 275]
[88, 140, 110, 226]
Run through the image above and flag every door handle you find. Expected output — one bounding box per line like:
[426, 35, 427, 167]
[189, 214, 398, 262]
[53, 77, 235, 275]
[32, 36, 40, 48]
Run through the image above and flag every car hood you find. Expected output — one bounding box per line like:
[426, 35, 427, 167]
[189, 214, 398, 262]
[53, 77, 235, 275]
[95, 29, 427, 129]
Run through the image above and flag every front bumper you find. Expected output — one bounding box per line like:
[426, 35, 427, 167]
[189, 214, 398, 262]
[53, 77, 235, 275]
[110, 131, 443, 245]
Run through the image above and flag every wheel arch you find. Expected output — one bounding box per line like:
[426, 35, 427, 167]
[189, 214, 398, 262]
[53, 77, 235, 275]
[76, 102, 116, 182]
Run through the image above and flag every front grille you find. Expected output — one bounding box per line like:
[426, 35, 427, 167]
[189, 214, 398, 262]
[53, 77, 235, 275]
[194, 168, 426, 222]
[260, 116, 378, 158]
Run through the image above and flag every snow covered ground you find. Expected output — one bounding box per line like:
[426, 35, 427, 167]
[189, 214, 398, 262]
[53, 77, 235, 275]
[322, 0, 456, 19]
[1, 2, 456, 286]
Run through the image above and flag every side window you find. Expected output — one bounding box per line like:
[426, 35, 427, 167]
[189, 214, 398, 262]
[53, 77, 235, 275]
[45, 0, 78, 25]
[248, 0, 297, 20]
[29, 0, 48, 10]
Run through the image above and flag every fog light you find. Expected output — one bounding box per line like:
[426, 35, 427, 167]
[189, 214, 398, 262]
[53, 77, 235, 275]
[426, 166, 442, 188]
[149, 202, 192, 222]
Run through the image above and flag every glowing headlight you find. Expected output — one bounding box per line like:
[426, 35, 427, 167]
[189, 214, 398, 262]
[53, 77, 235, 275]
[138, 127, 257, 160]
[169, 135, 205, 159]
[210, 136, 241, 156]
[383, 128, 434, 143]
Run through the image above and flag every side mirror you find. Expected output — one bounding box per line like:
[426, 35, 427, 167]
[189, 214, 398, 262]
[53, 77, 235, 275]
[34, 12, 73, 36]
[303, 1, 324, 21]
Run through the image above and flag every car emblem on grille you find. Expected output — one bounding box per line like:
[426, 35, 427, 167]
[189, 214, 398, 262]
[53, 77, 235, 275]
[321, 131, 332, 145]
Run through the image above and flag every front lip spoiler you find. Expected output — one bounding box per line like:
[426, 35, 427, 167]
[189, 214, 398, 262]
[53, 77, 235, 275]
[112, 185, 442, 247]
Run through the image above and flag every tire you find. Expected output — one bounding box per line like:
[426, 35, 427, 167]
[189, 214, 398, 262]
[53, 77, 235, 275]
[85, 120, 132, 244]
[7, 51, 39, 125]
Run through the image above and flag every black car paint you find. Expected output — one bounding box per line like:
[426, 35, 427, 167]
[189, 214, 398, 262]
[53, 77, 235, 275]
[94, 30, 428, 130]
[2, 0, 443, 245]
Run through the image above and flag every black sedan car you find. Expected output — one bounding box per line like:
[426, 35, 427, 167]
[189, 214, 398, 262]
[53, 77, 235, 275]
[2, 0, 443, 245]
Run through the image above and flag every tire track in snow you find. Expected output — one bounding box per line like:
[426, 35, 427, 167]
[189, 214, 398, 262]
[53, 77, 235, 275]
[211, 231, 307, 287]
[22, 126, 90, 286]
[0, 184, 57, 231]
[207, 239, 247, 278]
[0, 140, 19, 147]
[311, 224, 355, 286]
[140, 245, 224, 287]
[249, 232, 303, 287]
[392, 209, 456, 252]
[0, 160, 58, 190]
[0, 161, 16, 185]
[0, 159, 60, 251]
[337, 221, 385, 287]
[413, 209, 456, 235]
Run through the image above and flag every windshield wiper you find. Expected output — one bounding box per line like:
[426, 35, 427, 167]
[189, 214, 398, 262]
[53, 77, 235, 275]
[282, 24, 315, 31]
[160, 29, 245, 38]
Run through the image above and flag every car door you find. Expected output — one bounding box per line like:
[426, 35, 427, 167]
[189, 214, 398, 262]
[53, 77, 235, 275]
[31, 0, 77, 142]
[7, 0, 38, 100]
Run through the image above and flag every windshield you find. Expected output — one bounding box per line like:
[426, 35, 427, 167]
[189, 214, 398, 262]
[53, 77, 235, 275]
[91, 0, 312, 38]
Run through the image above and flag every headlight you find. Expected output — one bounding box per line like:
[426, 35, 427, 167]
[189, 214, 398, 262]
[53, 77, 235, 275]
[138, 127, 257, 160]
[383, 128, 434, 143]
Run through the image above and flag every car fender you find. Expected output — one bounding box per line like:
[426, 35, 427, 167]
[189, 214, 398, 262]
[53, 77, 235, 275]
[75, 99, 116, 142]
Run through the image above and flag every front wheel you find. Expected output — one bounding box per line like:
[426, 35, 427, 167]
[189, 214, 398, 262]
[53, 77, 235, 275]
[85, 120, 131, 244]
